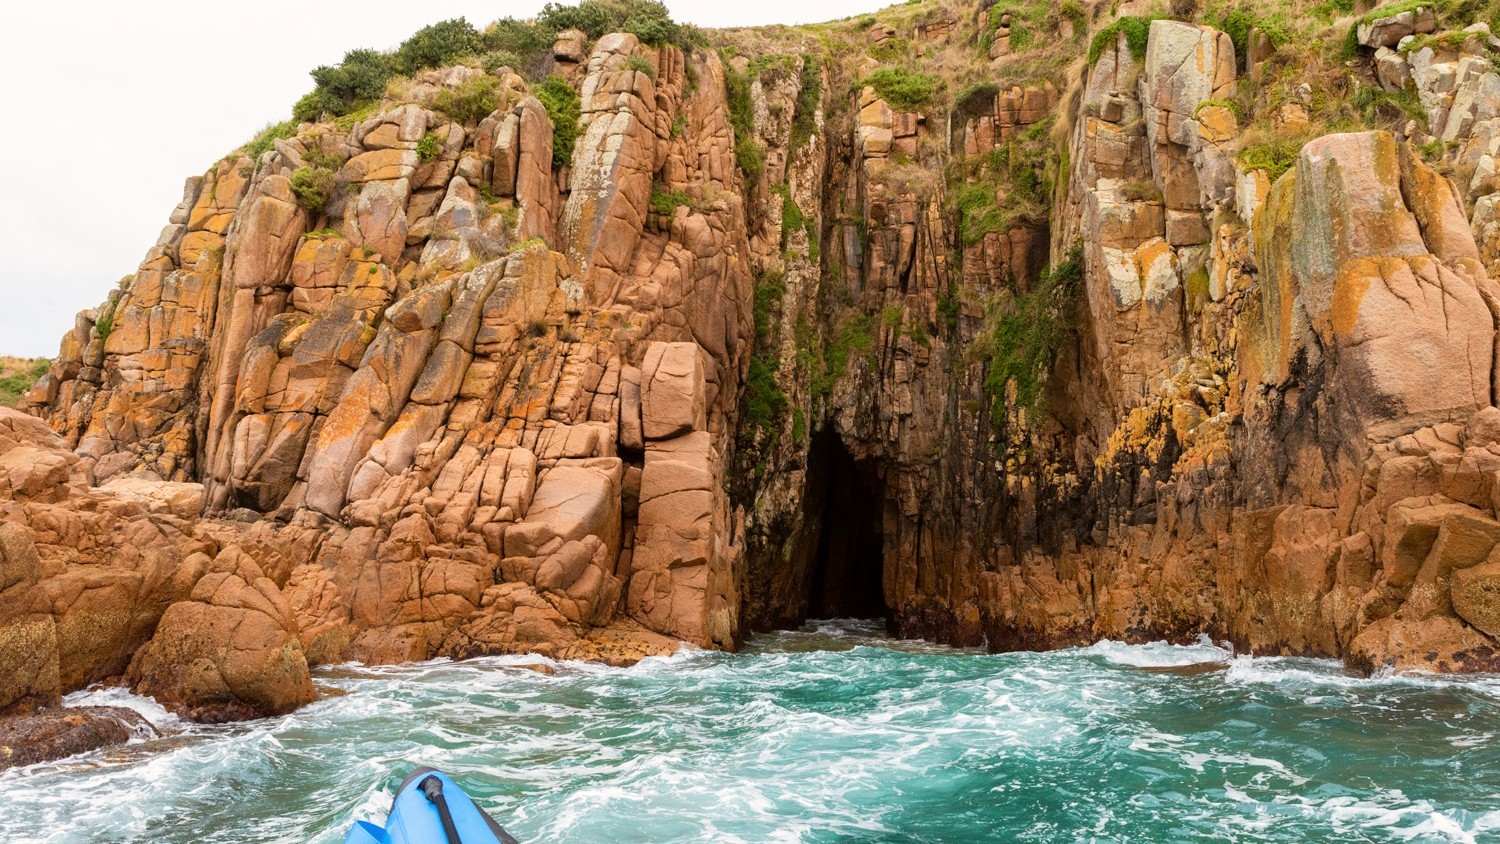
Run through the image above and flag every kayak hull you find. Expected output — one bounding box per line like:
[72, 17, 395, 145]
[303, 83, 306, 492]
[344, 767, 518, 844]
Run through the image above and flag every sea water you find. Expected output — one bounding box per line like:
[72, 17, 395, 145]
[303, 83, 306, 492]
[2, 620, 1499, 843]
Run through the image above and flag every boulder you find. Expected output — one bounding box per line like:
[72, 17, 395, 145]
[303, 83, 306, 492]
[0, 522, 58, 715]
[1358, 5, 1437, 49]
[1252, 132, 1493, 433]
[641, 341, 706, 440]
[553, 28, 587, 63]
[98, 478, 205, 520]
[0, 706, 155, 770]
[1348, 615, 1499, 674]
[126, 548, 314, 721]
[1451, 553, 1500, 637]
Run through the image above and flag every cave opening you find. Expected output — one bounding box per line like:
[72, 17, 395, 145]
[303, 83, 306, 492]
[802, 431, 890, 622]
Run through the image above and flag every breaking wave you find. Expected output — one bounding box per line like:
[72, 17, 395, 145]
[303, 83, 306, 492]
[1, 620, 1497, 842]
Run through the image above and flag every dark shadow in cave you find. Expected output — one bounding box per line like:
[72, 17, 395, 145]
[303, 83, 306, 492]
[802, 431, 890, 622]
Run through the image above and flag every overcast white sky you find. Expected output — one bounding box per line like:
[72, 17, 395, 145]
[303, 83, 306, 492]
[0, 0, 876, 357]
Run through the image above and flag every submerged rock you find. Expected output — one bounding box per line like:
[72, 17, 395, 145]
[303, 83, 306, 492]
[0, 706, 155, 770]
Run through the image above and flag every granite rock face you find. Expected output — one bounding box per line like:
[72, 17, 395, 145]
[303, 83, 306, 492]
[14, 2, 1500, 720]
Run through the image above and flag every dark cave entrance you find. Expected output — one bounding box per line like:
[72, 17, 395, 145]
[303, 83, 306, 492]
[802, 432, 890, 622]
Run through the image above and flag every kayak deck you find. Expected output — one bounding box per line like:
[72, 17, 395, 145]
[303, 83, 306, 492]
[345, 767, 519, 844]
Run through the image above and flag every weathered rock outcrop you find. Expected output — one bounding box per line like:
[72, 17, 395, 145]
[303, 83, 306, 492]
[14, 0, 1500, 721]
[0, 706, 155, 770]
[0, 406, 313, 719]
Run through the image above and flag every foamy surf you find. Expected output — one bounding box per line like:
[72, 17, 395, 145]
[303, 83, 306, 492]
[0, 620, 1495, 843]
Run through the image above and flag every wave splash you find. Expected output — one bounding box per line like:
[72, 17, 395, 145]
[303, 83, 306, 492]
[0, 620, 1496, 843]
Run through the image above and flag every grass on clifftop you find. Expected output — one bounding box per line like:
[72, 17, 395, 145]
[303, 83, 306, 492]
[0, 358, 48, 407]
[279, 0, 699, 127]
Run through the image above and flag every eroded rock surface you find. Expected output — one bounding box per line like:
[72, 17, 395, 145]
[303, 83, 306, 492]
[0, 706, 154, 770]
[14, 2, 1500, 722]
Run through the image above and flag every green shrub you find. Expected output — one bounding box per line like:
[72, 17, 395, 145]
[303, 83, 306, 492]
[905, 320, 930, 348]
[937, 286, 960, 332]
[958, 183, 1004, 245]
[789, 55, 821, 155]
[245, 120, 298, 159]
[752, 271, 785, 340]
[1219, 9, 1255, 58]
[1312, 0, 1355, 19]
[290, 165, 337, 215]
[955, 136, 1052, 245]
[624, 54, 656, 79]
[775, 184, 805, 248]
[862, 66, 938, 112]
[484, 50, 527, 72]
[736, 137, 765, 176]
[535, 75, 582, 168]
[1353, 84, 1427, 127]
[982, 245, 1083, 421]
[1088, 16, 1158, 64]
[416, 130, 444, 163]
[624, 13, 677, 47]
[485, 18, 555, 58]
[770, 180, 816, 259]
[93, 292, 121, 343]
[742, 272, 789, 437]
[1238, 137, 1304, 182]
[1059, 0, 1087, 30]
[744, 354, 788, 436]
[1220, 9, 1292, 60]
[536, 0, 698, 48]
[1194, 97, 1244, 119]
[395, 18, 485, 74]
[814, 313, 875, 398]
[292, 89, 347, 123]
[300, 49, 396, 120]
[650, 184, 695, 214]
[431, 75, 503, 123]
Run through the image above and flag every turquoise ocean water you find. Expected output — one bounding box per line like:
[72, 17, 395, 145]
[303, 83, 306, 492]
[2, 620, 1498, 843]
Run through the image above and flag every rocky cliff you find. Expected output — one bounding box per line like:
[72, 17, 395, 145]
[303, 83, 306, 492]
[12, 0, 1500, 720]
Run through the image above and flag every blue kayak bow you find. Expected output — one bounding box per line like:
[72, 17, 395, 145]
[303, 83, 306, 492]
[344, 767, 519, 844]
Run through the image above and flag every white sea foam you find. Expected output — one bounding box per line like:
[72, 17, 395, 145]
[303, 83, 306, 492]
[62, 684, 183, 733]
[1079, 635, 1234, 668]
[0, 628, 1496, 843]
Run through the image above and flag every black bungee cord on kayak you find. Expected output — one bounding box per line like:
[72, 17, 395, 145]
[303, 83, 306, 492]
[420, 775, 465, 844]
[344, 766, 518, 843]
